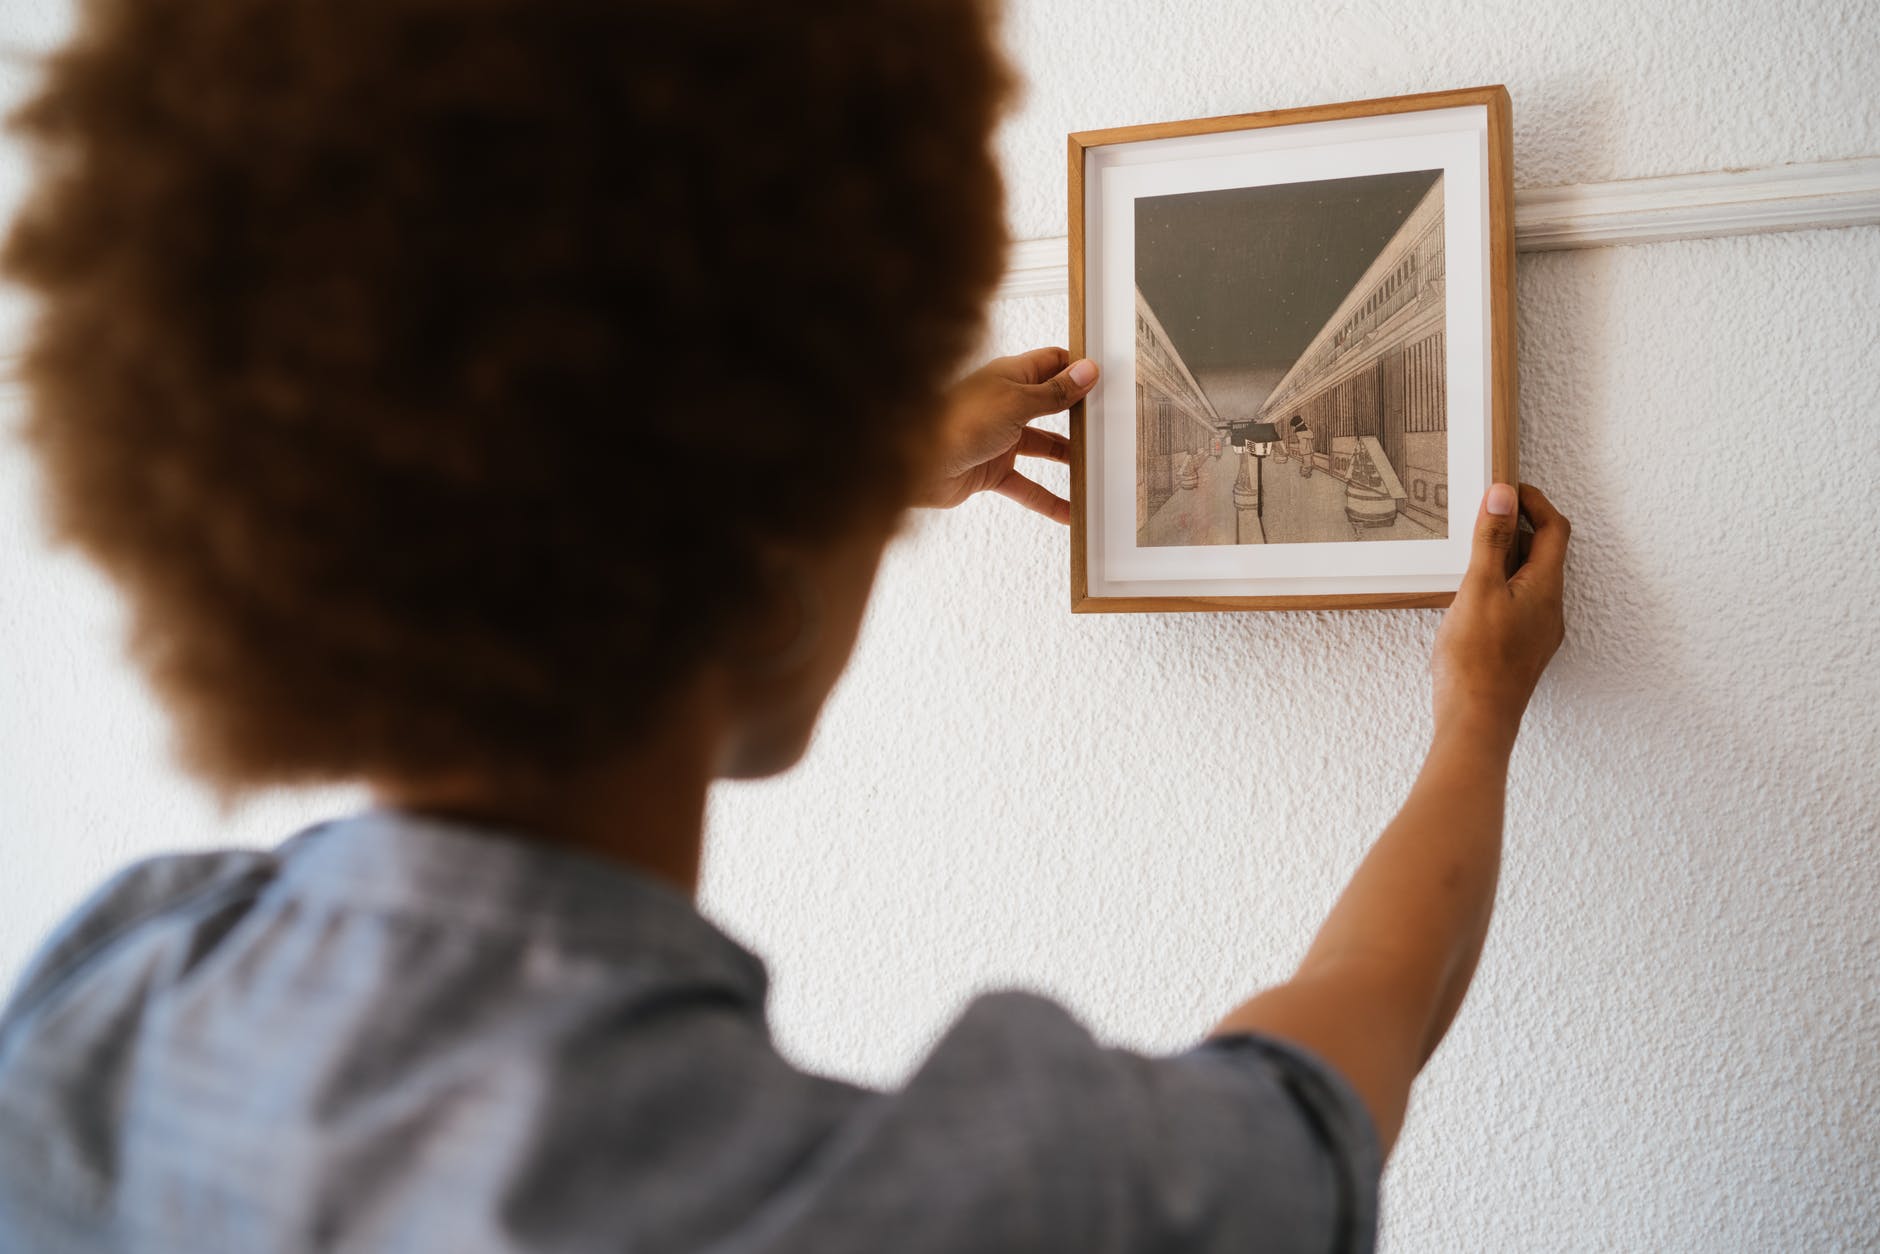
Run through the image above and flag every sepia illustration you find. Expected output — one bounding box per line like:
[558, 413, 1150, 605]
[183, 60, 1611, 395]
[1134, 169, 1449, 547]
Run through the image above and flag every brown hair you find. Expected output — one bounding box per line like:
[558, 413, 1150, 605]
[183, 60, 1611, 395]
[4, 0, 1011, 789]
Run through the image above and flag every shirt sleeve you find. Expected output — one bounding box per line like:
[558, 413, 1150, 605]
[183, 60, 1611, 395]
[749, 990, 1381, 1254]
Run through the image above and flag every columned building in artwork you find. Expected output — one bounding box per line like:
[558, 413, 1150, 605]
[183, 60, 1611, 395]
[1257, 181, 1449, 532]
[1134, 289, 1222, 532]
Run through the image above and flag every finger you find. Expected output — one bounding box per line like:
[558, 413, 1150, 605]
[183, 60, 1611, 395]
[994, 469, 1071, 525]
[1015, 425, 1070, 464]
[1508, 483, 1570, 595]
[1014, 357, 1099, 420]
[1006, 346, 1071, 384]
[1464, 482, 1521, 587]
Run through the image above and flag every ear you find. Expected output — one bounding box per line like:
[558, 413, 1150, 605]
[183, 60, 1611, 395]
[722, 551, 823, 684]
[746, 567, 823, 680]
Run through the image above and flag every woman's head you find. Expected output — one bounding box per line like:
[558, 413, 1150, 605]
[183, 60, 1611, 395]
[5, 0, 1012, 790]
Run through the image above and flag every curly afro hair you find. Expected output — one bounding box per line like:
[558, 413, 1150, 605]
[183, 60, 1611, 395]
[4, 0, 1012, 790]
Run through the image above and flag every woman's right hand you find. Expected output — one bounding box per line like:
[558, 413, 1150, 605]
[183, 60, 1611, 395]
[1227, 481, 1569, 1156]
[918, 348, 1096, 524]
[1429, 482, 1571, 744]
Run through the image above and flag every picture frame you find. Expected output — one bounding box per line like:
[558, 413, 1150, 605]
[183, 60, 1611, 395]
[1068, 85, 1518, 612]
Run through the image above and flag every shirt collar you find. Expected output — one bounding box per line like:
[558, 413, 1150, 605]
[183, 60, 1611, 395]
[273, 808, 769, 1000]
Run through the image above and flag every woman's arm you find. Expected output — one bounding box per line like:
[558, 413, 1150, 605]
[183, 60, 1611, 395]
[921, 358, 1571, 1157]
[1213, 483, 1570, 1157]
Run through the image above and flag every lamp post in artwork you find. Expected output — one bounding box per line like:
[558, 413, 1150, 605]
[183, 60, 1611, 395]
[1230, 420, 1282, 544]
[1250, 435, 1273, 518]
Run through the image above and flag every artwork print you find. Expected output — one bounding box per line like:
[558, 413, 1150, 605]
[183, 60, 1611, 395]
[1132, 170, 1449, 548]
[1069, 86, 1516, 611]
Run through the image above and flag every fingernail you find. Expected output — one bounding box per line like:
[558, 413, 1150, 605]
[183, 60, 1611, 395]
[1486, 483, 1516, 516]
[1068, 359, 1097, 388]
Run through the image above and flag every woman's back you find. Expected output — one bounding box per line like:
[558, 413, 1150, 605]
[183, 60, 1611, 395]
[1, 811, 1378, 1251]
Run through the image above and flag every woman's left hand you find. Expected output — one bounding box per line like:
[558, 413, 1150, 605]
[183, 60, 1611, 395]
[919, 347, 1098, 524]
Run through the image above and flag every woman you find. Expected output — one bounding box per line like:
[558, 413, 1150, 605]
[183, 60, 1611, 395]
[0, 0, 1567, 1250]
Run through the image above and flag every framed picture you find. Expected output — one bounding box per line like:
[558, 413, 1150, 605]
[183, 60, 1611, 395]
[1068, 85, 1518, 612]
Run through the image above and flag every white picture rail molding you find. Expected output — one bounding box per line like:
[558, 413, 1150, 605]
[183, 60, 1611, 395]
[1001, 154, 1880, 301]
[3, 157, 1876, 384]
[1515, 155, 1880, 250]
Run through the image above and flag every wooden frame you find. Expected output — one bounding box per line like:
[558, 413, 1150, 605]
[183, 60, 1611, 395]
[1068, 85, 1518, 612]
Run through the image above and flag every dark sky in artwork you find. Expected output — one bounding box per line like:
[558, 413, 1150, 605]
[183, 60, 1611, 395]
[1135, 169, 1442, 384]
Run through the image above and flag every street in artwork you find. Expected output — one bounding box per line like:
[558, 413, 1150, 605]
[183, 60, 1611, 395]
[1135, 170, 1450, 547]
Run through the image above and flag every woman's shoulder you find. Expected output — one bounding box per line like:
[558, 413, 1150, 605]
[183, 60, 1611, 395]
[1, 844, 278, 1035]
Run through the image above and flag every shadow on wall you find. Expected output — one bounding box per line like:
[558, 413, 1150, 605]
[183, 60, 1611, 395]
[1514, 72, 1625, 189]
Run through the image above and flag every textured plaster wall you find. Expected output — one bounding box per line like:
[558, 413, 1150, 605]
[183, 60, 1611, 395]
[3, 1, 1877, 1250]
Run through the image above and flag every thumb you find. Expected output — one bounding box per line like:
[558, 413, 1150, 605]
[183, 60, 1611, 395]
[1017, 357, 1099, 419]
[1465, 482, 1520, 585]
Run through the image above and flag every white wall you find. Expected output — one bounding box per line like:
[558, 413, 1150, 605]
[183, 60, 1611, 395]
[4, 1, 1876, 1250]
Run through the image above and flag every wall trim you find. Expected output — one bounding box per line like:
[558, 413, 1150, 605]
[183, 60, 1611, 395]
[1002, 237, 1080, 302]
[1000, 155, 1880, 301]
[2, 158, 1874, 381]
[1515, 155, 1880, 250]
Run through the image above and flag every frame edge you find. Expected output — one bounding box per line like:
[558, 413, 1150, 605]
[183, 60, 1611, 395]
[1067, 85, 1511, 613]
[1068, 133, 1091, 611]
[1068, 84, 1510, 154]
[1486, 85, 1521, 492]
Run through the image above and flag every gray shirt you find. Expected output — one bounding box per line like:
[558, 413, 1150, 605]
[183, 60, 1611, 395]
[0, 810, 1379, 1252]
